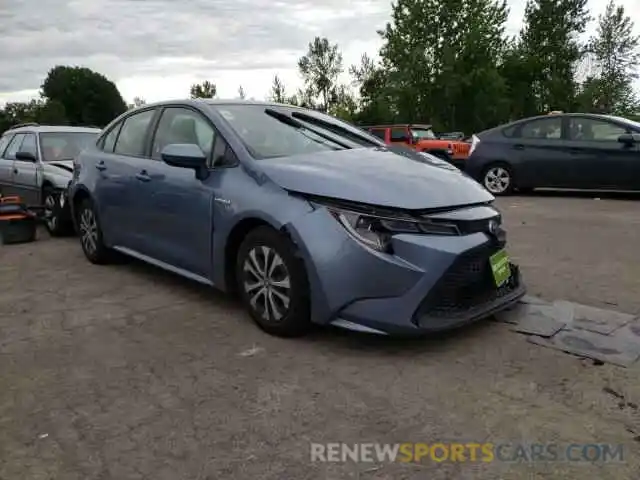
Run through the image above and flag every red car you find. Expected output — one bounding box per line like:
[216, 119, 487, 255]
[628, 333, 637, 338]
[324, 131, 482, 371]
[364, 124, 471, 169]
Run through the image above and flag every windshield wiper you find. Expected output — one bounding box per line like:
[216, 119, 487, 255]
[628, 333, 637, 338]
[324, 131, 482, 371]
[290, 111, 382, 147]
[264, 109, 352, 150]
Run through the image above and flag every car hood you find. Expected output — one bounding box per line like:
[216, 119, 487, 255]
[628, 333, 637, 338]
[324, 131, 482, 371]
[46, 160, 74, 173]
[256, 147, 493, 210]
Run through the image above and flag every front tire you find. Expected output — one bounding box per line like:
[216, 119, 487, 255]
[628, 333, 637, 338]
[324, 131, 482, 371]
[482, 163, 514, 196]
[235, 226, 312, 338]
[43, 187, 72, 236]
[76, 198, 114, 264]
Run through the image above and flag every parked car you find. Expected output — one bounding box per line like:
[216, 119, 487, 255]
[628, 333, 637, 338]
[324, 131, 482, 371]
[363, 124, 471, 168]
[0, 123, 100, 234]
[466, 112, 640, 195]
[69, 100, 525, 337]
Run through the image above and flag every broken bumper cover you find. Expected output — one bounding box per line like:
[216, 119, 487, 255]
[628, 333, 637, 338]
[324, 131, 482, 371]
[333, 263, 525, 336]
[288, 206, 526, 337]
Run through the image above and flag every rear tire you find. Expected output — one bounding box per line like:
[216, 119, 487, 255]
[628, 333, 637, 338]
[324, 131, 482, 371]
[76, 198, 114, 264]
[482, 163, 514, 196]
[235, 226, 312, 338]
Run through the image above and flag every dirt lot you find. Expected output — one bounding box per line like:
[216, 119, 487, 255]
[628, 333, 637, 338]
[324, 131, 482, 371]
[1, 193, 640, 480]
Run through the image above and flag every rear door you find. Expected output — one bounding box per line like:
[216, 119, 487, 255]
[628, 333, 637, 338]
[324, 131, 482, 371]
[10, 132, 41, 205]
[511, 116, 570, 187]
[106, 108, 158, 251]
[0, 134, 15, 193]
[565, 116, 639, 190]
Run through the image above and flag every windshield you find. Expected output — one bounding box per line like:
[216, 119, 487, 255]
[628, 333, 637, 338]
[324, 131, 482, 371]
[213, 104, 385, 159]
[40, 132, 98, 162]
[606, 115, 640, 131]
[410, 127, 437, 139]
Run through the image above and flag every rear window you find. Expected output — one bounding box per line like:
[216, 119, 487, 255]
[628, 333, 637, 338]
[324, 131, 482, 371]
[368, 129, 386, 140]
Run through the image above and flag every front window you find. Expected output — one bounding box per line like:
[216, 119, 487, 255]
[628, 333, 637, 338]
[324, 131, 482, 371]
[410, 127, 437, 140]
[212, 104, 383, 159]
[40, 132, 99, 162]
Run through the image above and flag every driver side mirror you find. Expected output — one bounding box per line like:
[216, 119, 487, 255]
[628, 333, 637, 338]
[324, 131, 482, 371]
[618, 133, 640, 145]
[161, 143, 209, 180]
[15, 151, 36, 162]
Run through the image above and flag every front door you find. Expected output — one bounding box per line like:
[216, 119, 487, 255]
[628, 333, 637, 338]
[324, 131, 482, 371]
[565, 116, 639, 190]
[11, 133, 41, 205]
[0, 133, 25, 198]
[137, 106, 219, 277]
[0, 134, 15, 195]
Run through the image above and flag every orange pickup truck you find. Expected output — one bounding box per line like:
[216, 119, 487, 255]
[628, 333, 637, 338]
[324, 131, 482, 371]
[363, 124, 471, 169]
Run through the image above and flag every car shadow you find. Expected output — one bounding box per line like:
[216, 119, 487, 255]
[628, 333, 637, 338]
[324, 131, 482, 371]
[517, 189, 640, 201]
[116, 253, 504, 354]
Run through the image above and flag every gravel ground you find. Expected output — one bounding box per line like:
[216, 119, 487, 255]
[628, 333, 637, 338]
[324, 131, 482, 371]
[1, 193, 639, 479]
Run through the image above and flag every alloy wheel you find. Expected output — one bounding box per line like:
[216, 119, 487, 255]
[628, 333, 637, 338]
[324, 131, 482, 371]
[242, 245, 291, 323]
[79, 208, 98, 255]
[484, 166, 511, 194]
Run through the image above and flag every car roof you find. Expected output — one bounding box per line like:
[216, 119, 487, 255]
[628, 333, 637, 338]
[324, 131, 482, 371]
[134, 98, 306, 109]
[479, 112, 640, 137]
[5, 124, 101, 134]
[361, 124, 433, 129]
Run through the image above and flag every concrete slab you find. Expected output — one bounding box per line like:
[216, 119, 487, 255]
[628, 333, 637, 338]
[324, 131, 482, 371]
[519, 294, 550, 305]
[494, 301, 573, 326]
[511, 315, 564, 337]
[555, 300, 637, 335]
[612, 318, 640, 341]
[528, 329, 640, 367]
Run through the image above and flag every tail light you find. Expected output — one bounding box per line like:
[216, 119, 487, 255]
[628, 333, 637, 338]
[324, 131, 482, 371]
[469, 135, 480, 156]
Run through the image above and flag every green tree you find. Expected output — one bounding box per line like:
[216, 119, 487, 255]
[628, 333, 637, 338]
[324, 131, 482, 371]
[328, 85, 358, 121]
[349, 54, 396, 125]
[41, 66, 127, 127]
[269, 75, 287, 103]
[578, 0, 639, 114]
[379, 0, 511, 133]
[35, 99, 68, 124]
[190, 81, 217, 99]
[518, 0, 590, 113]
[0, 99, 68, 131]
[298, 37, 343, 112]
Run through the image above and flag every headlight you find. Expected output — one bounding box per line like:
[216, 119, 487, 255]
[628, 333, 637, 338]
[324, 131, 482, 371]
[327, 207, 459, 253]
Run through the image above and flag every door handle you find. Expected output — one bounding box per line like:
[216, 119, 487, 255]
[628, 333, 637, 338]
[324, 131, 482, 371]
[95, 161, 107, 171]
[13, 168, 18, 174]
[513, 144, 525, 150]
[136, 171, 151, 182]
[568, 148, 581, 154]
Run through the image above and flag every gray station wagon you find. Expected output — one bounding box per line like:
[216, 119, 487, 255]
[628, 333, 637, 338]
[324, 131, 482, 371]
[0, 123, 100, 235]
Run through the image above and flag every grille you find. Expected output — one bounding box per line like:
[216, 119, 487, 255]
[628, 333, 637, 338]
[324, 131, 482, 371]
[414, 242, 519, 321]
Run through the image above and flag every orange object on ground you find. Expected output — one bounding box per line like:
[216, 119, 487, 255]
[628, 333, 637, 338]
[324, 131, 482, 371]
[0, 195, 37, 244]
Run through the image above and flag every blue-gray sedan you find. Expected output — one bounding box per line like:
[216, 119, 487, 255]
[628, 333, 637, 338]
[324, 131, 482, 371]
[68, 100, 525, 337]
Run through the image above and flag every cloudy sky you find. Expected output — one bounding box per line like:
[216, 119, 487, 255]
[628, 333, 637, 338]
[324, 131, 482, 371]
[0, 0, 638, 106]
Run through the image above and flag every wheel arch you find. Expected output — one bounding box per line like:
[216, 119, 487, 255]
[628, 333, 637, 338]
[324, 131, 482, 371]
[223, 216, 299, 295]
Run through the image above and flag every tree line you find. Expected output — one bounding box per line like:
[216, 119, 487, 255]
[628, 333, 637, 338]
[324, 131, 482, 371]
[1, 0, 638, 136]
